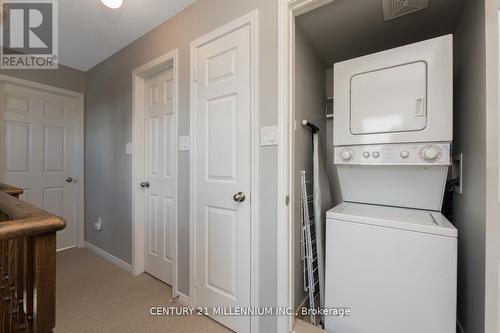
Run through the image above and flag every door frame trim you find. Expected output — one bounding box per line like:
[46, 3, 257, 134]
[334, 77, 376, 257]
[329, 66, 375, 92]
[276, 1, 333, 332]
[485, 5, 500, 333]
[131, 50, 180, 297]
[189, 10, 259, 332]
[0, 73, 85, 249]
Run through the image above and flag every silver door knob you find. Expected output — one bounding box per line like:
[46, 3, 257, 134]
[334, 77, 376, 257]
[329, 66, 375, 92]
[140, 181, 150, 189]
[66, 177, 73, 183]
[233, 192, 246, 202]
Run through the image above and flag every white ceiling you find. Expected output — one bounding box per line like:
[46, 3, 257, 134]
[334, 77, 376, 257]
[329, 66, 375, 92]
[296, 0, 465, 67]
[59, 0, 195, 71]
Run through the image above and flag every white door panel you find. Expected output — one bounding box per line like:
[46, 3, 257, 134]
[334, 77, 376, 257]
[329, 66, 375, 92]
[4, 120, 30, 172]
[0, 82, 78, 250]
[144, 68, 176, 285]
[194, 24, 251, 333]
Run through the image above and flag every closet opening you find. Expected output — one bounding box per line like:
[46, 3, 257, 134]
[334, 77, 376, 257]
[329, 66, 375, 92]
[286, 0, 481, 332]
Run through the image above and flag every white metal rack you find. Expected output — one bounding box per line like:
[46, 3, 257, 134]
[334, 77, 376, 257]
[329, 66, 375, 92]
[300, 171, 321, 326]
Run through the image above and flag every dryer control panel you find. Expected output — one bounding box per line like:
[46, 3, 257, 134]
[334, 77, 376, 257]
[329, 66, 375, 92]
[334, 142, 451, 166]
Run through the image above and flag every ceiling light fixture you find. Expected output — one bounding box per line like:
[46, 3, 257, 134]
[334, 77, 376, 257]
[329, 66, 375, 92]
[100, 0, 123, 9]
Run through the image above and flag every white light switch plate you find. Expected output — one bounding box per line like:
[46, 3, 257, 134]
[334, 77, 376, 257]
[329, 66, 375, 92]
[179, 136, 190, 151]
[126, 142, 133, 155]
[261, 126, 278, 146]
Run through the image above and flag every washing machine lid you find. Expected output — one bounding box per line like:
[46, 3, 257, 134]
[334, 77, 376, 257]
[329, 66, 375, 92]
[326, 202, 457, 238]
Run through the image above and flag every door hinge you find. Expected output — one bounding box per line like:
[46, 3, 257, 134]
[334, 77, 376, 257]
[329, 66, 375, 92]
[285, 195, 290, 206]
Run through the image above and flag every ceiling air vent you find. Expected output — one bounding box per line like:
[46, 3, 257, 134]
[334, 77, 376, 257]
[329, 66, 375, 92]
[382, 0, 429, 21]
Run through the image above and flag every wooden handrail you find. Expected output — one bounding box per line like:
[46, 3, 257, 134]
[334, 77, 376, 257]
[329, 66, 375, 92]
[0, 216, 65, 241]
[0, 192, 65, 240]
[0, 183, 65, 333]
[0, 191, 46, 219]
[0, 184, 23, 198]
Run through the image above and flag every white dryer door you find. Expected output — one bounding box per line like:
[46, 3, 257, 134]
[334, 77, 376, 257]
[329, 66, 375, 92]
[350, 61, 427, 135]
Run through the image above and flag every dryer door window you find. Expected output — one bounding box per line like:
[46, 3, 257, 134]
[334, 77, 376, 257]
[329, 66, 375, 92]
[350, 61, 427, 135]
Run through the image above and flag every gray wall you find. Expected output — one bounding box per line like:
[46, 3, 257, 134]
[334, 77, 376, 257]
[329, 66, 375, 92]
[84, 1, 278, 331]
[293, 26, 327, 309]
[292, 28, 345, 311]
[325, 68, 343, 206]
[0, 64, 86, 93]
[453, 0, 487, 331]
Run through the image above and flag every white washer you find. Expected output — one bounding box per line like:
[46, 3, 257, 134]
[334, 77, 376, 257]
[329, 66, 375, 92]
[325, 34, 457, 333]
[324, 202, 457, 333]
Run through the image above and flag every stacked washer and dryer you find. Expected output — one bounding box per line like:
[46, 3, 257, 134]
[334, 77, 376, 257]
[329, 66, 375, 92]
[325, 35, 458, 333]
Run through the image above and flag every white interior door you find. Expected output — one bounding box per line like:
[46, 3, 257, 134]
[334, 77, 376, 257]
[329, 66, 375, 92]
[193, 24, 252, 333]
[0, 82, 78, 250]
[144, 68, 176, 285]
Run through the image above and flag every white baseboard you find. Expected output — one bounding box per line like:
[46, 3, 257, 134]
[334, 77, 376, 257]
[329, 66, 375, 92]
[85, 241, 132, 273]
[57, 245, 76, 252]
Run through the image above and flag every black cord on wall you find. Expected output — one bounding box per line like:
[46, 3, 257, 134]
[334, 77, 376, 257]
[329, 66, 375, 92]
[442, 178, 459, 223]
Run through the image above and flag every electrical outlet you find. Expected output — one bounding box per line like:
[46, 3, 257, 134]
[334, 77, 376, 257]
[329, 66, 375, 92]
[95, 217, 103, 231]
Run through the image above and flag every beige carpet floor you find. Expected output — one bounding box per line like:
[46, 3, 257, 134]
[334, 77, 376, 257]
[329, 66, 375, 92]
[292, 319, 327, 333]
[55, 248, 232, 333]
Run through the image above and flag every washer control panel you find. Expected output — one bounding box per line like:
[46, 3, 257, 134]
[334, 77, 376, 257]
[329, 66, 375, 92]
[334, 142, 451, 165]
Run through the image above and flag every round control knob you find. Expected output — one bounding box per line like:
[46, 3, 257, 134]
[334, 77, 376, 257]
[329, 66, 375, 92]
[400, 151, 410, 159]
[341, 149, 353, 161]
[363, 151, 370, 158]
[372, 151, 380, 158]
[421, 146, 441, 161]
